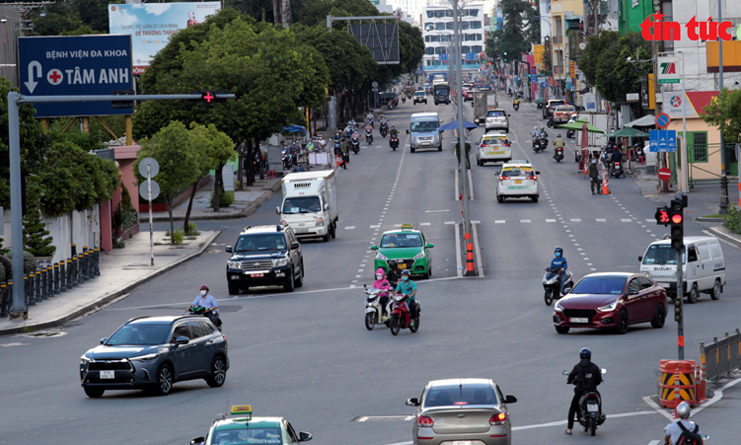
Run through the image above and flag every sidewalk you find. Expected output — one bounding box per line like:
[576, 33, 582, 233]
[0, 230, 220, 335]
[141, 175, 281, 222]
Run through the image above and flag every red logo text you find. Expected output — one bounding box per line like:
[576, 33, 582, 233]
[640, 13, 734, 41]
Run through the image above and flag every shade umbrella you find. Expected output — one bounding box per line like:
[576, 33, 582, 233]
[604, 127, 650, 138]
[437, 120, 479, 132]
[282, 124, 306, 135]
[579, 123, 589, 173]
[558, 121, 604, 133]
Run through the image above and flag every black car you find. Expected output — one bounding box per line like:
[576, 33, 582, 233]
[225, 224, 304, 294]
[80, 315, 229, 397]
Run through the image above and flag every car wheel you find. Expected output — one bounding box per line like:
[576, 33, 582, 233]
[390, 315, 400, 336]
[283, 270, 295, 292]
[331, 222, 337, 239]
[228, 283, 240, 295]
[322, 232, 330, 242]
[294, 263, 304, 288]
[410, 315, 420, 333]
[422, 269, 430, 279]
[438, 145, 442, 152]
[615, 309, 629, 334]
[206, 355, 227, 388]
[497, 195, 504, 203]
[410, 147, 415, 153]
[687, 283, 699, 304]
[531, 196, 539, 203]
[155, 364, 173, 395]
[555, 326, 570, 334]
[651, 304, 666, 329]
[710, 279, 721, 300]
[476, 158, 482, 166]
[84, 387, 105, 398]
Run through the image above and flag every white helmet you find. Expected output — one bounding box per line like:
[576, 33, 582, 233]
[676, 401, 691, 418]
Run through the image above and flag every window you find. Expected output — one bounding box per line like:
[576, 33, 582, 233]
[436, 22, 446, 30]
[107, 323, 171, 346]
[471, 45, 482, 52]
[461, 22, 469, 30]
[425, 36, 430, 42]
[446, 10, 453, 17]
[642, 244, 685, 265]
[628, 279, 642, 293]
[637, 276, 654, 289]
[200, 321, 215, 335]
[470, 21, 482, 29]
[424, 22, 433, 29]
[171, 323, 191, 341]
[423, 385, 498, 407]
[461, 46, 471, 53]
[236, 234, 287, 252]
[429, 35, 440, 42]
[380, 233, 424, 248]
[435, 47, 447, 54]
[697, 244, 711, 261]
[426, 12, 433, 18]
[188, 321, 206, 338]
[440, 35, 451, 42]
[434, 10, 445, 18]
[687, 247, 698, 262]
[571, 276, 626, 294]
[281, 196, 321, 214]
[425, 47, 435, 55]
[689, 131, 708, 163]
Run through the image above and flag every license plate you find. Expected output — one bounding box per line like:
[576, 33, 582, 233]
[587, 404, 599, 412]
[454, 442, 474, 445]
[294, 228, 309, 234]
[397, 263, 407, 269]
[100, 371, 114, 379]
[250, 273, 264, 278]
[514, 179, 522, 184]
[569, 317, 589, 323]
[487, 151, 506, 155]
[659, 282, 669, 288]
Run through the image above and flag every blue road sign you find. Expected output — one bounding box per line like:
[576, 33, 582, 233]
[439, 54, 448, 62]
[466, 52, 475, 60]
[19, 35, 133, 118]
[649, 130, 677, 153]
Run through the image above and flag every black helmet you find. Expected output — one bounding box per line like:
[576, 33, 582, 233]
[579, 347, 591, 359]
[401, 270, 411, 276]
[388, 260, 398, 269]
[554, 246, 563, 256]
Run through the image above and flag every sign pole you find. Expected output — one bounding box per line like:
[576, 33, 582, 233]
[147, 164, 154, 266]
[7, 92, 25, 317]
[680, 51, 689, 193]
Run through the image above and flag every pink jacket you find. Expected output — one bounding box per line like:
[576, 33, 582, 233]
[372, 267, 391, 294]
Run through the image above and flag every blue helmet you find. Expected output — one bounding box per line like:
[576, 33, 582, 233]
[579, 347, 591, 360]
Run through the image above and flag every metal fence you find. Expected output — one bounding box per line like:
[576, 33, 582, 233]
[701, 330, 741, 382]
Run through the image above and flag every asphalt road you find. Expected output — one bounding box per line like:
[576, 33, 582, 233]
[2, 95, 741, 445]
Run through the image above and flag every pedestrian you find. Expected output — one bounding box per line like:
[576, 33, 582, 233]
[455, 139, 471, 169]
[340, 139, 349, 169]
[588, 157, 600, 195]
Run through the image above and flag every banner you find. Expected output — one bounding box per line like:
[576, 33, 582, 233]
[656, 56, 681, 84]
[108, 2, 221, 74]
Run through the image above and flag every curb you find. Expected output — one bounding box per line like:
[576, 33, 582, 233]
[708, 226, 741, 249]
[695, 217, 726, 223]
[0, 231, 222, 336]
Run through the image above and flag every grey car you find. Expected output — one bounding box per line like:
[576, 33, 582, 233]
[80, 315, 228, 398]
[406, 378, 517, 445]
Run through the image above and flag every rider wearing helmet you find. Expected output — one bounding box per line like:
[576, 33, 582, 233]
[389, 125, 399, 138]
[190, 285, 219, 324]
[386, 260, 401, 289]
[566, 348, 603, 435]
[551, 247, 568, 295]
[553, 133, 566, 158]
[394, 270, 418, 325]
[664, 402, 704, 444]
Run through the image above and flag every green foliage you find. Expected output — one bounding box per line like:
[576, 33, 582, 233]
[0, 256, 11, 280]
[22, 179, 56, 257]
[30, 0, 115, 35]
[185, 222, 200, 236]
[211, 190, 235, 208]
[3, 251, 37, 275]
[577, 31, 652, 103]
[170, 228, 185, 245]
[190, 124, 236, 172]
[700, 88, 741, 145]
[0, 238, 8, 256]
[723, 204, 741, 235]
[485, 0, 539, 61]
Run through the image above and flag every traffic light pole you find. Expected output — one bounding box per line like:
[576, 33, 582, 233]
[675, 248, 684, 360]
[6, 91, 235, 317]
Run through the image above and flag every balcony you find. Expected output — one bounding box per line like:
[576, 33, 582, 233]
[552, 36, 563, 45]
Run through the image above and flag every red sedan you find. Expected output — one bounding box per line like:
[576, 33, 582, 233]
[463, 90, 473, 102]
[552, 272, 667, 335]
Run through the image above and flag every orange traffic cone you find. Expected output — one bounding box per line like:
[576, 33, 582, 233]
[601, 176, 610, 195]
[336, 154, 341, 168]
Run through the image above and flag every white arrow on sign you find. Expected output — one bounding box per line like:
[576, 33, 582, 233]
[25, 60, 42, 94]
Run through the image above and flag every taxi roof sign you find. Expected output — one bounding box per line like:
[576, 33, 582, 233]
[401, 224, 414, 229]
[230, 405, 252, 419]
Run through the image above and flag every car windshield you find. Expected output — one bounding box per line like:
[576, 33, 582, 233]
[500, 167, 533, 177]
[235, 234, 286, 252]
[380, 233, 423, 248]
[549, 101, 565, 107]
[106, 323, 171, 346]
[424, 385, 498, 407]
[282, 196, 321, 214]
[415, 92, 425, 97]
[482, 136, 507, 145]
[642, 244, 685, 265]
[572, 276, 626, 295]
[411, 121, 439, 132]
[556, 106, 575, 112]
[210, 427, 282, 445]
[487, 110, 506, 117]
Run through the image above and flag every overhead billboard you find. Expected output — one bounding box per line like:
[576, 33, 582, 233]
[18, 35, 133, 117]
[108, 2, 220, 74]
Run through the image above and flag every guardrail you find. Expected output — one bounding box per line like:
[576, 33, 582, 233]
[700, 330, 741, 382]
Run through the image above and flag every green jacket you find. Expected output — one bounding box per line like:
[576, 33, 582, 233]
[588, 162, 599, 179]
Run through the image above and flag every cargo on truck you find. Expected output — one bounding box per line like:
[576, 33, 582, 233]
[473, 91, 498, 124]
[276, 170, 338, 242]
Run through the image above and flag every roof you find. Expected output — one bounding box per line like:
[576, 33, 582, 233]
[582, 272, 633, 278]
[648, 236, 719, 245]
[127, 316, 184, 324]
[213, 417, 283, 430]
[381, 227, 421, 235]
[428, 378, 493, 388]
[240, 225, 289, 235]
[624, 114, 655, 127]
[502, 160, 533, 167]
[282, 170, 334, 181]
[411, 112, 440, 119]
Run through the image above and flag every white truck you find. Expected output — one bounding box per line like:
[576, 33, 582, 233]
[473, 91, 498, 124]
[276, 170, 338, 242]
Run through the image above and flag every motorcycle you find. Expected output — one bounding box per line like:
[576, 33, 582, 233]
[533, 137, 549, 153]
[350, 136, 360, 154]
[380, 123, 389, 137]
[546, 118, 555, 128]
[365, 129, 373, 144]
[363, 285, 392, 331]
[611, 161, 624, 178]
[389, 135, 399, 151]
[187, 306, 223, 331]
[389, 294, 420, 336]
[563, 369, 607, 436]
[401, 96, 406, 104]
[543, 266, 574, 306]
[513, 101, 520, 112]
[566, 129, 575, 138]
[333, 140, 342, 156]
[554, 146, 565, 163]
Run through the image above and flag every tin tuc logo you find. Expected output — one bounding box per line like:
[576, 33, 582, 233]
[640, 12, 738, 41]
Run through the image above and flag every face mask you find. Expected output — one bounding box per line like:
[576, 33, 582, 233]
[376, 274, 383, 280]
[402, 276, 409, 281]
[592, 160, 596, 164]
[555, 253, 561, 258]
[200, 290, 207, 296]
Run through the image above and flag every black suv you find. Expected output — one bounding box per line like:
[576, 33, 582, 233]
[225, 224, 304, 294]
[80, 315, 228, 398]
[542, 99, 566, 119]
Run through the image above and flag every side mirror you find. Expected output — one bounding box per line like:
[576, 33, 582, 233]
[425, 243, 434, 248]
[370, 245, 378, 250]
[535, 171, 541, 175]
[493, 170, 501, 176]
[291, 242, 300, 250]
[174, 336, 189, 345]
[638, 256, 643, 261]
[298, 432, 313, 442]
[627, 289, 639, 296]
[323, 203, 329, 211]
[276, 206, 281, 215]
[504, 395, 517, 404]
[190, 438, 205, 445]
[406, 397, 420, 406]
[99, 337, 107, 345]
[563, 286, 572, 295]
[225, 246, 233, 253]
[475, 142, 480, 146]
[406, 129, 410, 134]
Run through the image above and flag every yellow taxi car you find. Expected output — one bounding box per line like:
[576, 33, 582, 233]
[190, 405, 313, 445]
[476, 132, 511, 166]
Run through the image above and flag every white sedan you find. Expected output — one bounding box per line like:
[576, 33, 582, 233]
[495, 161, 540, 203]
[476, 133, 511, 166]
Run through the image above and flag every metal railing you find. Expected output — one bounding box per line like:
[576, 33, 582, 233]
[700, 329, 741, 382]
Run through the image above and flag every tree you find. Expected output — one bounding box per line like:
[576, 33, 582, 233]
[22, 179, 56, 258]
[490, 0, 539, 60]
[701, 88, 741, 145]
[134, 122, 201, 243]
[186, 124, 236, 224]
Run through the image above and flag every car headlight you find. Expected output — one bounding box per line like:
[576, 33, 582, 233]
[597, 301, 618, 312]
[413, 137, 419, 142]
[272, 257, 288, 268]
[376, 252, 388, 260]
[413, 251, 426, 259]
[228, 261, 242, 269]
[130, 353, 159, 362]
[80, 355, 91, 364]
[433, 135, 439, 141]
[554, 301, 564, 312]
[316, 217, 325, 227]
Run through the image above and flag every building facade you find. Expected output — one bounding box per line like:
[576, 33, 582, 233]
[422, 3, 486, 77]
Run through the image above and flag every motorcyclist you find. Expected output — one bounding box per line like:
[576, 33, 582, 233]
[386, 260, 401, 289]
[372, 267, 392, 321]
[389, 125, 399, 138]
[611, 145, 623, 174]
[551, 247, 568, 296]
[379, 115, 388, 126]
[190, 285, 219, 324]
[553, 133, 566, 158]
[348, 119, 357, 128]
[366, 112, 374, 126]
[364, 122, 373, 136]
[664, 402, 704, 445]
[539, 126, 548, 140]
[565, 348, 603, 435]
[394, 270, 418, 326]
[531, 126, 540, 142]
[316, 135, 326, 151]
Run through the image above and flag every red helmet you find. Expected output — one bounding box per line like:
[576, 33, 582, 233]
[200, 285, 209, 291]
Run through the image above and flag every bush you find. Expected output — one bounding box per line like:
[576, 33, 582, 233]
[185, 221, 200, 236]
[3, 251, 37, 275]
[723, 204, 741, 235]
[171, 228, 185, 245]
[0, 255, 10, 281]
[210, 190, 235, 208]
[0, 260, 4, 283]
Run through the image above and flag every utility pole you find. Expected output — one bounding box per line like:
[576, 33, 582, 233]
[718, 0, 729, 214]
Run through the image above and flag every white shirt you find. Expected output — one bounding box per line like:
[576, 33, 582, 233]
[665, 419, 702, 444]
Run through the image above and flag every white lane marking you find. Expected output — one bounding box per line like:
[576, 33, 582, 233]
[345, 226, 356, 230]
[455, 223, 463, 278]
[370, 224, 381, 228]
[621, 218, 633, 222]
[570, 218, 582, 222]
[646, 218, 655, 222]
[444, 221, 456, 225]
[648, 441, 661, 445]
[472, 220, 481, 224]
[596, 218, 607, 222]
[420, 223, 431, 226]
[394, 224, 402, 227]
[520, 219, 531, 223]
[495, 220, 506, 224]
[546, 219, 556, 222]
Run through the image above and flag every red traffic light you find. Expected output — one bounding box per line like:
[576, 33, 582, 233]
[671, 214, 683, 224]
[201, 91, 215, 103]
[655, 208, 670, 225]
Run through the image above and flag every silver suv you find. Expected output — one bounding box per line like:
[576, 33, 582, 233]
[80, 315, 229, 397]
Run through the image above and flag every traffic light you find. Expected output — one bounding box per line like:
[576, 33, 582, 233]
[111, 89, 135, 109]
[654, 207, 670, 226]
[673, 295, 682, 322]
[191, 90, 228, 103]
[669, 199, 684, 251]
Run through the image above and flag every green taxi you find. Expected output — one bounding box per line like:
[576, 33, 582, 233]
[191, 405, 313, 445]
[371, 224, 434, 279]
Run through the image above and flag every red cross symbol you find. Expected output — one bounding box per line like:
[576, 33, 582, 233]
[47, 69, 63, 85]
[202, 91, 214, 102]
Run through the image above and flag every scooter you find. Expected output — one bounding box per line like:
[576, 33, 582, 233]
[389, 293, 419, 336]
[513, 101, 519, 112]
[401, 96, 406, 104]
[554, 146, 565, 163]
[611, 161, 624, 178]
[533, 137, 548, 153]
[542, 266, 574, 306]
[365, 129, 373, 144]
[389, 135, 399, 151]
[380, 122, 389, 137]
[364, 285, 392, 331]
[563, 369, 607, 436]
[350, 135, 360, 154]
[187, 306, 223, 331]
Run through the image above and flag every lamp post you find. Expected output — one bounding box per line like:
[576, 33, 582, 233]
[718, 0, 729, 214]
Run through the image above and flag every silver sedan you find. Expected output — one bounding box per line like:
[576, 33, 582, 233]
[406, 378, 517, 445]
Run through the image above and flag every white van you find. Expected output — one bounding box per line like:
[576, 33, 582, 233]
[407, 112, 442, 152]
[639, 236, 725, 303]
